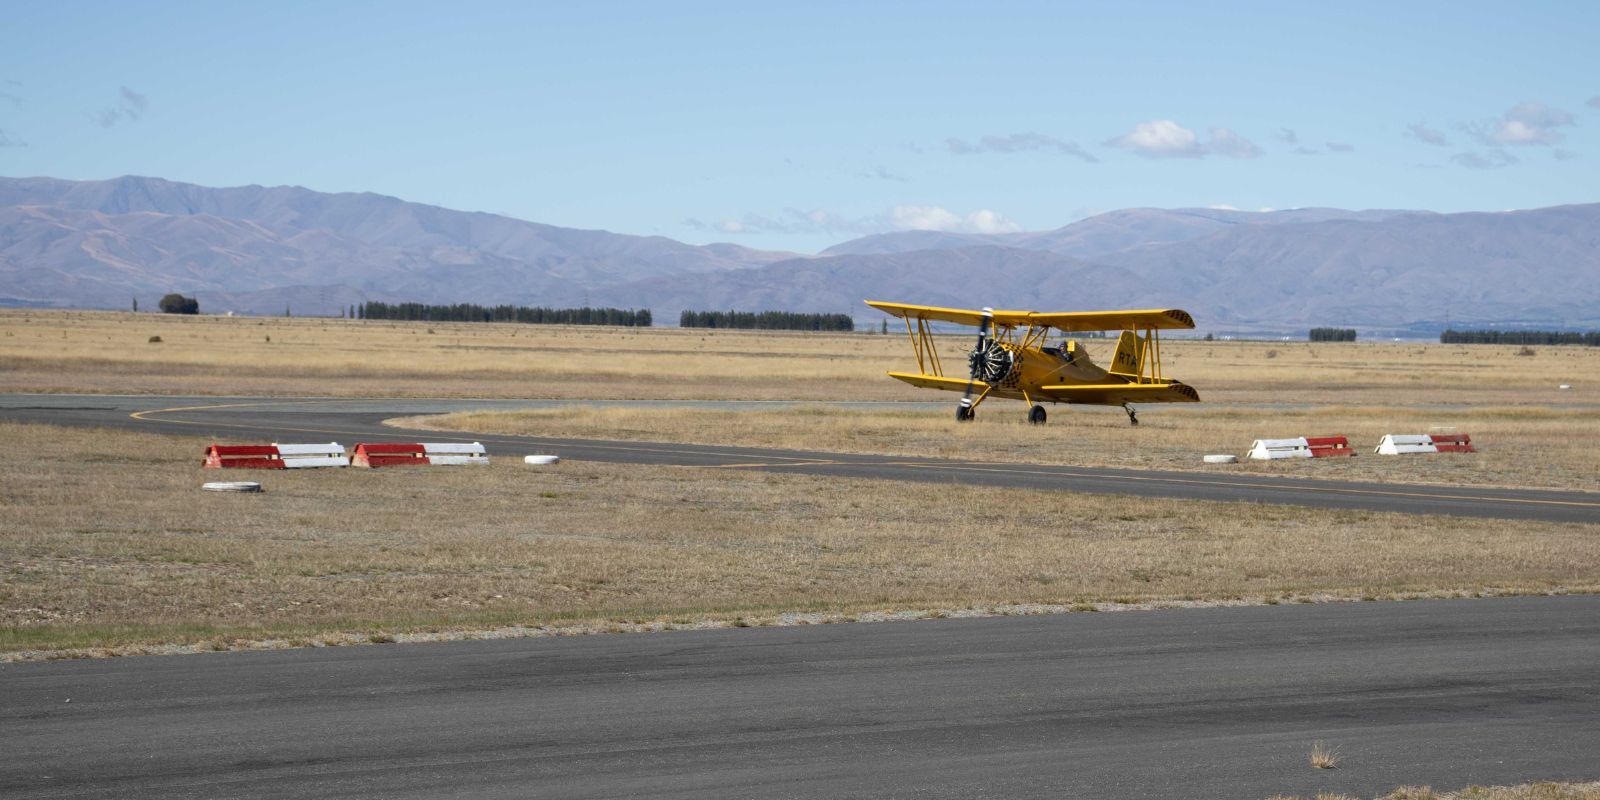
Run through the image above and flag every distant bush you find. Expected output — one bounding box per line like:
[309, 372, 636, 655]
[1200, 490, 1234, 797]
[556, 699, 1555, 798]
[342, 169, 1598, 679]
[147, 335, 162, 343]
[1309, 327, 1356, 342]
[1441, 329, 1600, 346]
[158, 294, 199, 315]
[680, 310, 854, 331]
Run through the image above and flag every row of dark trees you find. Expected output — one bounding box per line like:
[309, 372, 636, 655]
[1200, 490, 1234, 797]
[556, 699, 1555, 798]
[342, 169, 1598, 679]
[358, 302, 652, 327]
[1441, 329, 1600, 346]
[1308, 327, 1357, 342]
[679, 310, 854, 331]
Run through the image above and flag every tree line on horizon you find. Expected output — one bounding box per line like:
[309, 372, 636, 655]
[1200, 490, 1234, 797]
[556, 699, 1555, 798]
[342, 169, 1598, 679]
[1440, 329, 1600, 346]
[1308, 327, 1357, 342]
[358, 301, 652, 327]
[679, 310, 854, 331]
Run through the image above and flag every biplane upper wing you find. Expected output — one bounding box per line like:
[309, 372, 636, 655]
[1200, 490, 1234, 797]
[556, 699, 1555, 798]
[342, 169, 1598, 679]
[867, 301, 1194, 332]
[866, 301, 1035, 328]
[1028, 309, 1195, 331]
[1037, 382, 1201, 404]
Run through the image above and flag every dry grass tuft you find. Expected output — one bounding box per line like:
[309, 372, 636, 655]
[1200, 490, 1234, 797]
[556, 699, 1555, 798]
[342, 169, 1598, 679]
[1268, 781, 1600, 800]
[1310, 740, 1341, 769]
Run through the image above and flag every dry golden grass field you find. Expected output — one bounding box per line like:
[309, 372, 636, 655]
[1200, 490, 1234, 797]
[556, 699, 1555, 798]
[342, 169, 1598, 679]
[3, 422, 1597, 658]
[2, 310, 1598, 656]
[3, 309, 1598, 491]
[414, 402, 1600, 492]
[2, 309, 1596, 406]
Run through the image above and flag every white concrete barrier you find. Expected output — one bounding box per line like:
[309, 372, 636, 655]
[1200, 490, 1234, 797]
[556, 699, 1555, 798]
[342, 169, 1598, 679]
[1374, 434, 1438, 455]
[272, 443, 350, 468]
[1247, 438, 1313, 460]
[419, 442, 489, 466]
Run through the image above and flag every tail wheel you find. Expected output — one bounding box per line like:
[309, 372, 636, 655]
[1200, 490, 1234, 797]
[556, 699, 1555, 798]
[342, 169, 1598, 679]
[1028, 405, 1047, 425]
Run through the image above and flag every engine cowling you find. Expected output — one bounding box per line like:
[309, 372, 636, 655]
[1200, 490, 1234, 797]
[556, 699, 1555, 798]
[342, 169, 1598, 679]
[969, 339, 1017, 384]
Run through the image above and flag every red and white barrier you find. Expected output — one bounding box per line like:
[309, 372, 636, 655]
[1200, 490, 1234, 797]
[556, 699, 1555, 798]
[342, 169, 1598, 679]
[1305, 436, 1355, 457]
[1247, 435, 1355, 460]
[1247, 438, 1312, 460]
[1374, 433, 1475, 455]
[351, 442, 489, 468]
[203, 443, 348, 469]
[1428, 433, 1475, 453]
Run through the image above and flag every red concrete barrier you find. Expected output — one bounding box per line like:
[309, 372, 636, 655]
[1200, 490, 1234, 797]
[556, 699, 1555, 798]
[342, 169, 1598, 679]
[203, 443, 348, 469]
[203, 444, 284, 469]
[352, 442, 488, 467]
[1305, 436, 1355, 457]
[1428, 433, 1475, 453]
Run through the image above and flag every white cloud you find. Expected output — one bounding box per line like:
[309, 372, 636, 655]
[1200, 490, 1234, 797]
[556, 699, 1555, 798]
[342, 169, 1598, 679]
[1274, 128, 1298, 145]
[889, 205, 1021, 234]
[887, 205, 961, 231]
[1450, 149, 1518, 169]
[1470, 102, 1574, 146]
[1207, 204, 1239, 211]
[1406, 123, 1449, 146]
[96, 85, 148, 128]
[1106, 119, 1204, 158]
[1208, 127, 1262, 159]
[957, 208, 1022, 234]
[858, 165, 909, 182]
[692, 205, 1022, 237]
[1106, 121, 1260, 159]
[946, 132, 1098, 163]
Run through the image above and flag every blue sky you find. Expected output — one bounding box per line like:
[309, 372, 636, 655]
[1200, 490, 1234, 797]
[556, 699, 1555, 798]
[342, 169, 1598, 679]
[2, 1, 1598, 252]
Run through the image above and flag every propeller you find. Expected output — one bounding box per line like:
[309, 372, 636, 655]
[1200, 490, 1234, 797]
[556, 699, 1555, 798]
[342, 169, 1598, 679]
[958, 307, 999, 419]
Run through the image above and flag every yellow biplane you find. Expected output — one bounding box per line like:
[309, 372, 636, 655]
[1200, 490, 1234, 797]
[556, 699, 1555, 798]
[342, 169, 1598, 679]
[866, 300, 1200, 425]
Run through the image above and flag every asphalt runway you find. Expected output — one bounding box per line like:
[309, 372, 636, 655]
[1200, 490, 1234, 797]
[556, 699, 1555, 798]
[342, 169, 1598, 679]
[4, 597, 1598, 799]
[2, 393, 1597, 523]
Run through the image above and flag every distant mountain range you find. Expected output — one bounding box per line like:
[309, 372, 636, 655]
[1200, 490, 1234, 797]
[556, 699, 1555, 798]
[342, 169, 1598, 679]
[0, 175, 795, 315]
[3, 175, 1598, 333]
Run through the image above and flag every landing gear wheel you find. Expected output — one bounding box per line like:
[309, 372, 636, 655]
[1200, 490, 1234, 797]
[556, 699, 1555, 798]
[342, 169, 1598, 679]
[1124, 404, 1139, 426]
[955, 405, 975, 422]
[1028, 405, 1047, 425]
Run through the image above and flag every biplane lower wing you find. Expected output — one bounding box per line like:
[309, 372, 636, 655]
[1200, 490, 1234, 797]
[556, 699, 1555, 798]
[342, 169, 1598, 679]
[887, 372, 990, 393]
[1037, 382, 1200, 405]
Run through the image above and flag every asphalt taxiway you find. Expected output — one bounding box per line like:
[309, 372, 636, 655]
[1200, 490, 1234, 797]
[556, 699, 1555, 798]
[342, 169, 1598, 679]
[4, 597, 1598, 799]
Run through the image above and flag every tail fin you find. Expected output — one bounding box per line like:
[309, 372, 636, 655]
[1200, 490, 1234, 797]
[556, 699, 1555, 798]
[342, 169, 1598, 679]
[1109, 330, 1146, 378]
